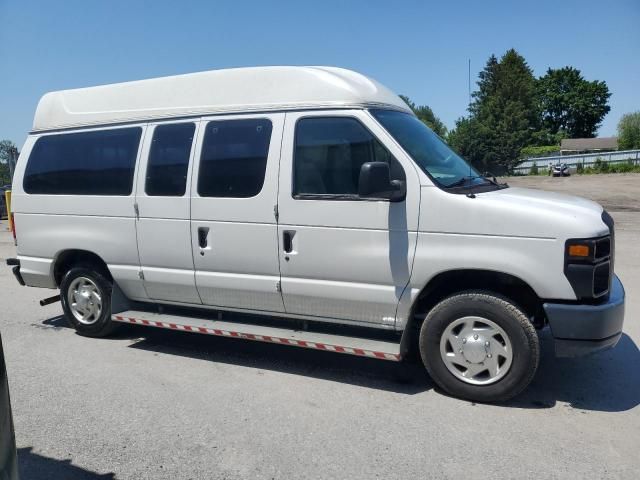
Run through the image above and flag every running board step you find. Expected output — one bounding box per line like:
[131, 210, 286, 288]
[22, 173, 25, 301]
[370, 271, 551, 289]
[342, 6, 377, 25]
[112, 310, 402, 361]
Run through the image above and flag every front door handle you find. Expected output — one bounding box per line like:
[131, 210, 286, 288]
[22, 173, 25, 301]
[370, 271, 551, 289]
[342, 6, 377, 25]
[198, 227, 210, 249]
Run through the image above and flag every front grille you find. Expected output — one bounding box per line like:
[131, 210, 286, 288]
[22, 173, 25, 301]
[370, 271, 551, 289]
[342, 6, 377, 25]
[602, 210, 615, 278]
[594, 236, 611, 260]
[593, 262, 610, 296]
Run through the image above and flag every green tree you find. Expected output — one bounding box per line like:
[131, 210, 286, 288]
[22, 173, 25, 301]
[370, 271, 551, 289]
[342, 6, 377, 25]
[399, 95, 448, 137]
[617, 111, 640, 150]
[448, 49, 539, 174]
[0, 140, 19, 185]
[468, 54, 499, 118]
[537, 67, 611, 138]
[0, 163, 9, 185]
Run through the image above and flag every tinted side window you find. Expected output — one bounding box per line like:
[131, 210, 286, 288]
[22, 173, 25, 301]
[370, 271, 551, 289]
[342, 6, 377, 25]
[294, 117, 404, 197]
[198, 119, 272, 198]
[145, 123, 195, 196]
[24, 127, 142, 195]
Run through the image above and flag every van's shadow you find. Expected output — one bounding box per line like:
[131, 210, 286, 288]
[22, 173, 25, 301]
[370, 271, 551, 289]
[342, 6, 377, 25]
[507, 329, 640, 412]
[43, 316, 640, 411]
[42, 315, 431, 395]
[18, 447, 116, 479]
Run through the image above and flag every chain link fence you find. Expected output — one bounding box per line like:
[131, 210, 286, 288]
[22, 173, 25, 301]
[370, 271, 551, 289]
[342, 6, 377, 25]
[514, 149, 640, 175]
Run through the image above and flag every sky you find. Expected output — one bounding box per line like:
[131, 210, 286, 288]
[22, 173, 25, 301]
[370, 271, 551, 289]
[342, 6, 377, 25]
[0, 0, 638, 147]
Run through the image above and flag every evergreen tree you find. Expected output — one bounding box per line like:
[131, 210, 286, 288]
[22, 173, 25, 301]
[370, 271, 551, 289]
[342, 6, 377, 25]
[449, 49, 538, 174]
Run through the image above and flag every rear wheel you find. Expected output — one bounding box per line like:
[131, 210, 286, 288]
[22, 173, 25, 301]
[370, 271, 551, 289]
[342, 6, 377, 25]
[60, 265, 118, 337]
[419, 291, 539, 402]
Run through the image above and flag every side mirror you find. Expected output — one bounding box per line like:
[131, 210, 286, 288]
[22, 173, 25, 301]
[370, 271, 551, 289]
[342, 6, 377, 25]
[358, 162, 406, 201]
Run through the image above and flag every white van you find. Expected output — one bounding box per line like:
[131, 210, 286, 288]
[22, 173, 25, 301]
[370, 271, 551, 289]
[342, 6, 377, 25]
[7, 67, 625, 402]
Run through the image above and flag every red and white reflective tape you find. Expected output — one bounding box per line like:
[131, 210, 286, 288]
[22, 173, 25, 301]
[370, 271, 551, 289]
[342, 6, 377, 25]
[112, 315, 401, 361]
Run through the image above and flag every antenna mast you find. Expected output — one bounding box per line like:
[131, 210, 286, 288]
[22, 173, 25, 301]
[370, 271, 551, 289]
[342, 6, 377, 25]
[468, 58, 471, 111]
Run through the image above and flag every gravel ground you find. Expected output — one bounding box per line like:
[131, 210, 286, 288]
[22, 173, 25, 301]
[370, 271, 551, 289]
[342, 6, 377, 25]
[0, 174, 638, 479]
[503, 172, 640, 212]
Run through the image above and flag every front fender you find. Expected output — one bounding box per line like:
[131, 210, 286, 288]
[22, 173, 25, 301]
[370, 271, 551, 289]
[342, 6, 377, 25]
[394, 231, 574, 330]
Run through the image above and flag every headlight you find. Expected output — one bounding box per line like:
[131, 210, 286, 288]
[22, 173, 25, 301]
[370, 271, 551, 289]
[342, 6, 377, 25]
[564, 236, 612, 300]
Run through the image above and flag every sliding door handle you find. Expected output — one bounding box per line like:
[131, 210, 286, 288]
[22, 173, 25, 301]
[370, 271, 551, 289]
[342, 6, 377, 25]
[283, 231, 294, 254]
[198, 227, 210, 249]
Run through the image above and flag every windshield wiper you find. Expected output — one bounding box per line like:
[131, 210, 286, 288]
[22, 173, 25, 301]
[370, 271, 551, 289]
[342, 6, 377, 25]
[445, 174, 507, 189]
[482, 171, 508, 188]
[444, 175, 490, 189]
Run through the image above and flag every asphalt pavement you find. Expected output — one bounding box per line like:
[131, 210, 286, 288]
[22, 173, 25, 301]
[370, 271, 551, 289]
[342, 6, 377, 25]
[0, 177, 638, 479]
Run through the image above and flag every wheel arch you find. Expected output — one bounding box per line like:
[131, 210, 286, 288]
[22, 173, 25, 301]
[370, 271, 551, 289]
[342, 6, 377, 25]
[53, 249, 113, 287]
[400, 269, 544, 359]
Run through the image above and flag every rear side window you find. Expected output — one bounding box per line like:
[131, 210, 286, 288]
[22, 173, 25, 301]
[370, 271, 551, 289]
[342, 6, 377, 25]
[293, 117, 404, 197]
[24, 127, 142, 195]
[198, 118, 272, 198]
[145, 123, 195, 196]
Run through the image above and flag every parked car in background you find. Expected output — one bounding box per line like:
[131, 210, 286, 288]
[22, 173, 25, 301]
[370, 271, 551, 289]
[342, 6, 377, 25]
[0, 333, 19, 480]
[6, 66, 625, 402]
[548, 162, 571, 177]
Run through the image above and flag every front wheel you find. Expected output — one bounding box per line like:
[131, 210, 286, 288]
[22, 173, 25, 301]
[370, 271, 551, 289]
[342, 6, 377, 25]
[60, 265, 118, 337]
[419, 291, 539, 402]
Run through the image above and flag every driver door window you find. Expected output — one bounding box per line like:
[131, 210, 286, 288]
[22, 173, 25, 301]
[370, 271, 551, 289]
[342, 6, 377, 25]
[293, 117, 405, 198]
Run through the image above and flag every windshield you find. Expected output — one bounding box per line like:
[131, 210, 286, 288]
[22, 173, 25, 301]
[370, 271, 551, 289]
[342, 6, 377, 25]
[371, 109, 484, 188]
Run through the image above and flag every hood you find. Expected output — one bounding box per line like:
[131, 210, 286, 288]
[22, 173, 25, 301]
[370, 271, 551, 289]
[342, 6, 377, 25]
[422, 186, 608, 240]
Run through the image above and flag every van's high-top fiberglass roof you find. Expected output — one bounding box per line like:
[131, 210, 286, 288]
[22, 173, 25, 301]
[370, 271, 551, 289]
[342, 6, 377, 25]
[33, 66, 412, 132]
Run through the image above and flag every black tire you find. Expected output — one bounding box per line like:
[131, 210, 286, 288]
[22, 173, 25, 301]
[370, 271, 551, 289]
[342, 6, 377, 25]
[419, 291, 539, 402]
[60, 265, 119, 337]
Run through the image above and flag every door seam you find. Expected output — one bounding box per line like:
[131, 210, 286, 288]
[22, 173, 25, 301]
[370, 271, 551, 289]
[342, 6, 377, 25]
[275, 112, 287, 311]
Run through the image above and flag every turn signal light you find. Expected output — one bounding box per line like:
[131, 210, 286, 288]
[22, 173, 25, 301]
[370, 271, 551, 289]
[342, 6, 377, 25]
[568, 244, 590, 257]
